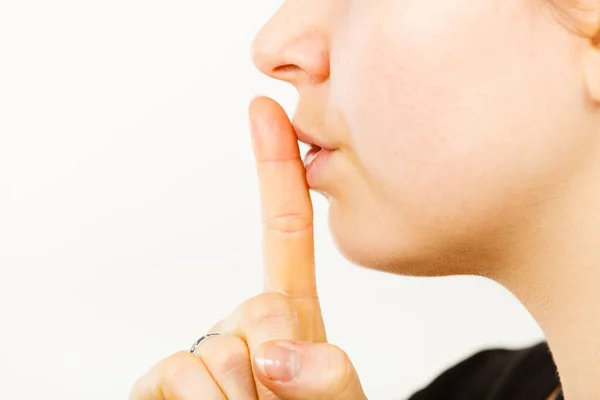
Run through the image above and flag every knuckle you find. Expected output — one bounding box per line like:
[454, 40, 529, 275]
[203, 336, 250, 378]
[263, 212, 313, 234]
[128, 375, 149, 400]
[161, 352, 191, 378]
[238, 292, 298, 329]
[251, 292, 298, 325]
[159, 352, 200, 396]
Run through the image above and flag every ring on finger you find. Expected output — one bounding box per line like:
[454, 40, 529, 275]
[190, 332, 220, 354]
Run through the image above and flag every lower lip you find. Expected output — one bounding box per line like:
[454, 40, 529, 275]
[303, 147, 334, 187]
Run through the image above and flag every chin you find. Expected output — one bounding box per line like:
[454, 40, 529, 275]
[327, 201, 482, 278]
[327, 205, 414, 275]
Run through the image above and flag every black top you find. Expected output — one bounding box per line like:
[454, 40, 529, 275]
[409, 342, 562, 400]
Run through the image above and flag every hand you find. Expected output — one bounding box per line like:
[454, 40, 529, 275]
[129, 97, 368, 400]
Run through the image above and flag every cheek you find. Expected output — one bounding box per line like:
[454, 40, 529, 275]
[333, 5, 503, 221]
[326, 0, 590, 267]
[332, 1, 575, 221]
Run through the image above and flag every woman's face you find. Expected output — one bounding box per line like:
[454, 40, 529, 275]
[252, 0, 599, 275]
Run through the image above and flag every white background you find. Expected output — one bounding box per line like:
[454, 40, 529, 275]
[0, 1, 544, 399]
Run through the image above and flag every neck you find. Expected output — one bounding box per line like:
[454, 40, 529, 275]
[496, 154, 600, 400]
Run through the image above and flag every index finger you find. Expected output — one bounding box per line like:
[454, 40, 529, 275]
[248, 96, 316, 298]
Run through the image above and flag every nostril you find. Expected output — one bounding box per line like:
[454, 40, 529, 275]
[272, 64, 301, 75]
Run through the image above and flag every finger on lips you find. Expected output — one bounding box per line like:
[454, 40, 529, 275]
[131, 97, 332, 400]
[248, 96, 329, 397]
[248, 96, 326, 341]
[249, 96, 317, 298]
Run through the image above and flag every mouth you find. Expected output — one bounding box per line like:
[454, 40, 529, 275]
[293, 125, 334, 165]
[303, 144, 323, 167]
[293, 125, 332, 149]
[292, 124, 337, 187]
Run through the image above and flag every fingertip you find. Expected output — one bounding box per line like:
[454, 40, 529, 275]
[248, 94, 265, 113]
[248, 98, 298, 160]
[248, 95, 277, 118]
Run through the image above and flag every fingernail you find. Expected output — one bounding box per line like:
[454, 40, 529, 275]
[255, 341, 302, 382]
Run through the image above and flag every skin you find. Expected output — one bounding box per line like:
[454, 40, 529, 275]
[131, 0, 600, 399]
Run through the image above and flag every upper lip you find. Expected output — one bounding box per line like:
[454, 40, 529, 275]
[293, 124, 334, 151]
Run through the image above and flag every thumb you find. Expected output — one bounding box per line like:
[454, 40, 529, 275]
[252, 340, 368, 400]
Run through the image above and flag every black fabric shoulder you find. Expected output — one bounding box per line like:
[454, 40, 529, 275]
[408, 342, 560, 400]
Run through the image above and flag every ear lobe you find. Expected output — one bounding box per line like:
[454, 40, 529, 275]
[583, 40, 600, 103]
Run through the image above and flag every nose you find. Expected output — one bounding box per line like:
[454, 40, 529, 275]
[251, 2, 331, 87]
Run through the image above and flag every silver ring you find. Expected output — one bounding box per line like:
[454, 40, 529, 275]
[189, 333, 220, 354]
